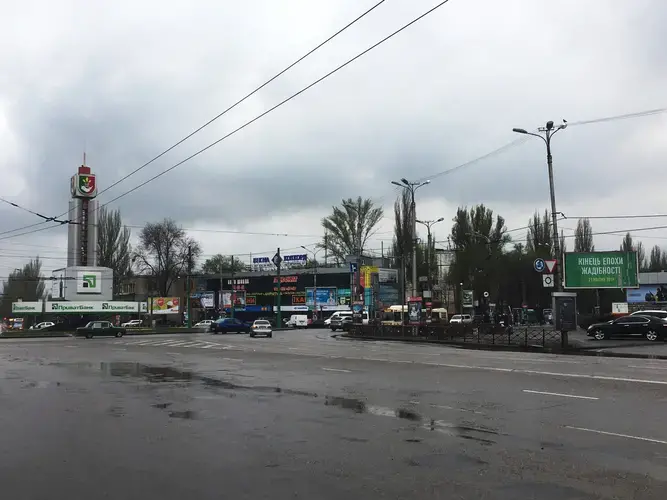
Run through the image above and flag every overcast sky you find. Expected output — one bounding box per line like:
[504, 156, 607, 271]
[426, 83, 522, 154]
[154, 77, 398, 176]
[1, 0, 666, 278]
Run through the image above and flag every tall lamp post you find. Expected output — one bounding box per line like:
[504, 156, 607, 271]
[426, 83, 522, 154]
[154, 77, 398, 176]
[391, 178, 431, 299]
[416, 218, 444, 299]
[301, 246, 323, 321]
[513, 120, 567, 291]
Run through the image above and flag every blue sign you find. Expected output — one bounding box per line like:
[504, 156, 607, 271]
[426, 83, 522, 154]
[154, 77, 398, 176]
[306, 288, 338, 307]
[253, 256, 270, 264]
[349, 262, 358, 274]
[283, 254, 307, 263]
[533, 258, 546, 272]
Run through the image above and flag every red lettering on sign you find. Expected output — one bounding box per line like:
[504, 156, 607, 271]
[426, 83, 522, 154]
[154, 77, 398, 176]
[246, 296, 256, 305]
[273, 276, 298, 284]
[292, 295, 306, 305]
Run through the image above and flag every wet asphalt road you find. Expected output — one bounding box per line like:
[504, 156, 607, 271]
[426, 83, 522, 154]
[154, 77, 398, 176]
[2, 329, 667, 499]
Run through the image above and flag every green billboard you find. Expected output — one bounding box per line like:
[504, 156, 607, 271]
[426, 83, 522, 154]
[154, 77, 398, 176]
[563, 251, 639, 289]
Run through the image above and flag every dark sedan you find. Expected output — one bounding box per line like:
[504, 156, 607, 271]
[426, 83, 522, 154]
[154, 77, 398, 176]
[210, 317, 252, 334]
[76, 321, 126, 339]
[587, 314, 667, 341]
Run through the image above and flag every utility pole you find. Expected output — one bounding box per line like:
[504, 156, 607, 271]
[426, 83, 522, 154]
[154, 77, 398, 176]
[416, 218, 445, 301]
[219, 260, 223, 319]
[230, 255, 235, 320]
[513, 119, 567, 292]
[324, 231, 328, 267]
[274, 248, 282, 328]
[186, 245, 192, 328]
[391, 178, 431, 299]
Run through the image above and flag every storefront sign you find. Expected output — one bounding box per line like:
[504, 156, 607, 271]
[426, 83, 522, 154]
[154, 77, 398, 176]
[190, 291, 215, 308]
[221, 290, 246, 309]
[564, 251, 639, 289]
[11, 302, 43, 313]
[47, 301, 142, 313]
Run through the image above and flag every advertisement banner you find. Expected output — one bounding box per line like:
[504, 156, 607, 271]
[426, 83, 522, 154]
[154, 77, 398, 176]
[150, 297, 180, 314]
[305, 287, 338, 307]
[626, 284, 667, 303]
[564, 251, 639, 289]
[360, 266, 379, 288]
[220, 290, 246, 309]
[352, 301, 364, 323]
[462, 290, 474, 308]
[378, 268, 398, 284]
[12, 302, 43, 314]
[337, 288, 351, 306]
[190, 291, 215, 308]
[47, 301, 141, 313]
[76, 271, 102, 294]
[408, 297, 422, 324]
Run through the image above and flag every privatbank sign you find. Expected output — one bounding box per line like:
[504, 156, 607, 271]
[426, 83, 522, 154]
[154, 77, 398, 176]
[46, 301, 145, 313]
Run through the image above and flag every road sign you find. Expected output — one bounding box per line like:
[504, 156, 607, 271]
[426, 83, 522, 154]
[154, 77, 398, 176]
[483, 291, 489, 298]
[545, 259, 557, 273]
[542, 274, 554, 288]
[533, 258, 545, 272]
[563, 251, 639, 289]
[272, 253, 282, 267]
[418, 276, 428, 282]
[349, 262, 358, 274]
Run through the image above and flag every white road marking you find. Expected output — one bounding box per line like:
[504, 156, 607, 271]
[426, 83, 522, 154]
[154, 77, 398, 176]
[166, 352, 182, 356]
[628, 365, 667, 370]
[111, 348, 127, 352]
[522, 389, 599, 400]
[422, 361, 667, 385]
[321, 367, 351, 373]
[565, 426, 667, 445]
[221, 358, 242, 362]
[200, 344, 216, 349]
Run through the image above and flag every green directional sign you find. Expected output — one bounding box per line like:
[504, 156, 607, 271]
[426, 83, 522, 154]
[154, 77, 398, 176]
[564, 251, 639, 289]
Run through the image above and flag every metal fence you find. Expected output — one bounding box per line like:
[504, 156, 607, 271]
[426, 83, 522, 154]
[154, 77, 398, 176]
[347, 324, 562, 348]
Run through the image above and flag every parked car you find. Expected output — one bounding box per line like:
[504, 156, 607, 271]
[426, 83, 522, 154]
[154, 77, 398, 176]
[121, 319, 143, 328]
[587, 314, 667, 341]
[630, 310, 667, 320]
[30, 321, 55, 330]
[340, 316, 354, 332]
[449, 314, 472, 324]
[210, 317, 251, 334]
[194, 320, 214, 329]
[250, 320, 273, 338]
[76, 321, 126, 339]
[330, 312, 353, 331]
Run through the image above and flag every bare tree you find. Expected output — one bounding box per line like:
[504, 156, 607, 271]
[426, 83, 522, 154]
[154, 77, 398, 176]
[620, 232, 647, 271]
[97, 207, 132, 297]
[134, 219, 202, 296]
[320, 196, 383, 264]
[648, 245, 665, 272]
[574, 218, 595, 252]
[0, 258, 45, 319]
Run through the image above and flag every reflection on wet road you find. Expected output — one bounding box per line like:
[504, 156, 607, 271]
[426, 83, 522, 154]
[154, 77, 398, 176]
[2, 331, 667, 498]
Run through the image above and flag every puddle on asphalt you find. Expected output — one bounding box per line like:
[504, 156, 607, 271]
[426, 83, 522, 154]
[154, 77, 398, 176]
[56, 361, 498, 443]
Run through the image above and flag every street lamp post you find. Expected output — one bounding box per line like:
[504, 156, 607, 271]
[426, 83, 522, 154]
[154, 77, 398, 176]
[301, 246, 323, 321]
[513, 120, 567, 292]
[391, 178, 431, 299]
[416, 218, 445, 299]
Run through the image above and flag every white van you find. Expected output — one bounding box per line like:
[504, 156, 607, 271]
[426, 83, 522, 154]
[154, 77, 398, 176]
[287, 314, 309, 329]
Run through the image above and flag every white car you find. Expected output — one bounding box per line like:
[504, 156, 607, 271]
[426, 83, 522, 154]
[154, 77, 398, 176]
[250, 320, 272, 338]
[194, 320, 214, 329]
[30, 321, 55, 330]
[630, 310, 667, 320]
[449, 314, 472, 324]
[121, 319, 143, 328]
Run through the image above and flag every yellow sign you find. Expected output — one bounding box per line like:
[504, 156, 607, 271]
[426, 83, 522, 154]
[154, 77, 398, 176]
[360, 266, 379, 287]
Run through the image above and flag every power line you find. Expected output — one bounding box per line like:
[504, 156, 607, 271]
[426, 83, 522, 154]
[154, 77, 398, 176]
[568, 107, 667, 127]
[0, 1, 454, 244]
[0, 0, 388, 239]
[565, 214, 667, 220]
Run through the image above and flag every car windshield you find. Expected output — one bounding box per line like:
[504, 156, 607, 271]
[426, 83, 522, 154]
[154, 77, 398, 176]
[254, 321, 270, 326]
[452, 315, 461, 320]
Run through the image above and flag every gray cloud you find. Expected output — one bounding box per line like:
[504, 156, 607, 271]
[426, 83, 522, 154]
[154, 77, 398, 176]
[1, 0, 666, 275]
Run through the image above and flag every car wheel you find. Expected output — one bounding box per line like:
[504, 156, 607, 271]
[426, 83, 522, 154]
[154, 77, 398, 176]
[268, 333, 273, 338]
[116, 331, 124, 338]
[85, 333, 93, 339]
[331, 327, 337, 332]
[646, 330, 659, 342]
[593, 329, 607, 341]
